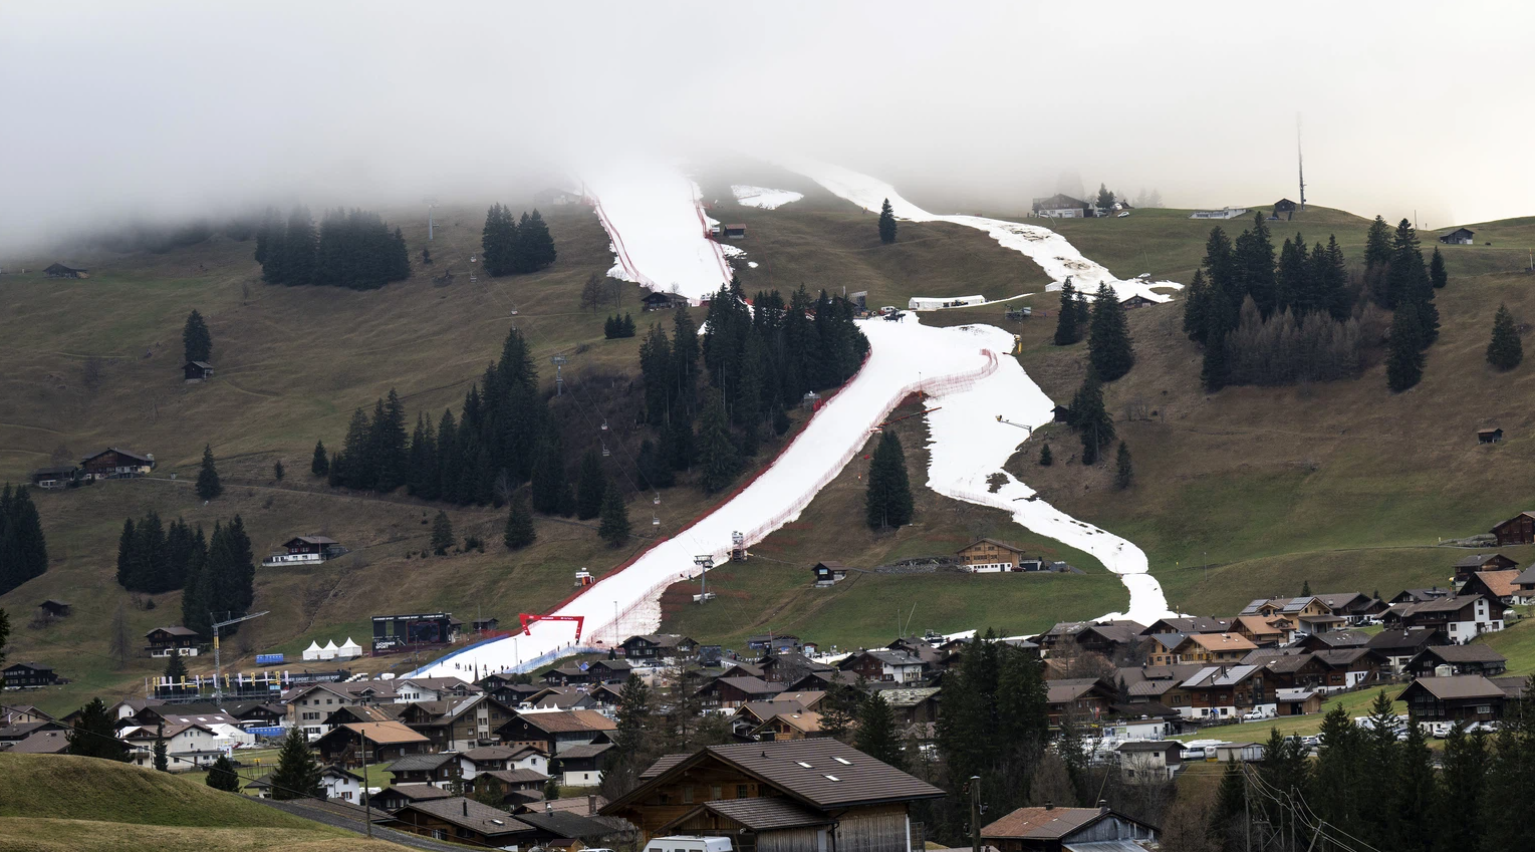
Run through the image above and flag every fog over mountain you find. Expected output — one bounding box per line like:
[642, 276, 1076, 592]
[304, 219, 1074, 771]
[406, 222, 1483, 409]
[3, 1, 1531, 251]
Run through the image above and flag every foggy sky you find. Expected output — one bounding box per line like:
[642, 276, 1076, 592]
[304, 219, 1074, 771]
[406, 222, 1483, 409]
[4, 1, 1532, 252]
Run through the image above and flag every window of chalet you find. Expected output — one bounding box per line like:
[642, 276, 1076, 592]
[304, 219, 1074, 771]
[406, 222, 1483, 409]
[683, 786, 694, 804]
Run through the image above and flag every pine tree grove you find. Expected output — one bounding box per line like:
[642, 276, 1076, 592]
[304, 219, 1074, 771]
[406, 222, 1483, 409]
[865, 430, 914, 530]
[256, 206, 409, 290]
[0, 485, 49, 596]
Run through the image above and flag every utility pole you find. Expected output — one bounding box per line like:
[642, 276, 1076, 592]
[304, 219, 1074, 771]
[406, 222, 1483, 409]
[211, 611, 268, 707]
[552, 355, 568, 396]
[969, 775, 981, 852]
[359, 728, 374, 838]
[693, 555, 716, 603]
[1244, 765, 1252, 852]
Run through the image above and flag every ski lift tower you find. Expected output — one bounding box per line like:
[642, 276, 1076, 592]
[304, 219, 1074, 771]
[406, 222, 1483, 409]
[730, 531, 748, 562]
[692, 555, 717, 603]
[210, 610, 268, 707]
[551, 355, 568, 396]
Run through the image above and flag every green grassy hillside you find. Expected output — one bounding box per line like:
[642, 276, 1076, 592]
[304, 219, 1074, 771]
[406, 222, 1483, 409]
[0, 753, 402, 851]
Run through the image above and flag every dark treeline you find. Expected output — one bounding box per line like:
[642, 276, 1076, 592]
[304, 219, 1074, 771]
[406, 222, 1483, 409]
[255, 206, 411, 290]
[481, 205, 557, 276]
[114, 510, 254, 636]
[604, 314, 636, 339]
[1368, 217, 1443, 391]
[0, 485, 48, 596]
[1202, 687, 1535, 852]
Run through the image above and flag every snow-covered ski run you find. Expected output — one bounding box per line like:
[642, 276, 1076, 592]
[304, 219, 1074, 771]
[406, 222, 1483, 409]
[410, 162, 1174, 679]
[780, 157, 1184, 304]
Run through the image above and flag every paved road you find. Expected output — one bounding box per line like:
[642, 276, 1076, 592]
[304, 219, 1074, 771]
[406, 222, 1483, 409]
[253, 797, 477, 851]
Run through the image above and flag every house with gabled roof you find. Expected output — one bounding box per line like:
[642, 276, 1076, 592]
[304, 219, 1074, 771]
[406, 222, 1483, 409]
[1407, 644, 1507, 677]
[1400, 675, 1512, 722]
[1367, 627, 1440, 674]
[837, 649, 927, 684]
[1491, 512, 1535, 546]
[1383, 594, 1505, 644]
[1232, 616, 1287, 647]
[696, 675, 784, 709]
[1453, 553, 1518, 583]
[314, 721, 431, 768]
[1180, 665, 1281, 720]
[1141, 616, 1232, 636]
[495, 709, 616, 758]
[80, 447, 155, 480]
[387, 797, 537, 846]
[1459, 570, 1524, 606]
[1045, 678, 1115, 726]
[620, 633, 697, 663]
[602, 739, 944, 847]
[1439, 227, 1475, 245]
[981, 803, 1157, 851]
[370, 783, 456, 812]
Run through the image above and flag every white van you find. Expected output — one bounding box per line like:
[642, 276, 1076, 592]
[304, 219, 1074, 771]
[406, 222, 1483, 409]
[645, 837, 733, 852]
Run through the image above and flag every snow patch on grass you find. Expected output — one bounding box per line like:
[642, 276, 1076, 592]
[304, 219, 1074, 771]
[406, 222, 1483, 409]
[732, 185, 804, 210]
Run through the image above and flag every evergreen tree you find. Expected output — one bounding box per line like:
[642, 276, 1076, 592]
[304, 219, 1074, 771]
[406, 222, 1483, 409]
[878, 198, 897, 244]
[406, 414, 437, 498]
[636, 439, 674, 490]
[1210, 761, 1246, 843]
[310, 440, 328, 477]
[164, 650, 188, 681]
[503, 493, 536, 550]
[1363, 215, 1395, 307]
[1069, 369, 1114, 465]
[116, 517, 136, 589]
[1087, 284, 1134, 380]
[1487, 303, 1522, 370]
[544, 773, 560, 800]
[1114, 442, 1132, 489]
[1096, 183, 1115, 210]
[273, 459, 284, 482]
[153, 726, 169, 771]
[1053, 280, 1082, 346]
[1312, 702, 1365, 837]
[817, 682, 861, 743]
[1181, 269, 1209, 343]
[337, 408, 372, 490]
[855, 692, 903, 769]
[598, 484, 631, 548]
[195, 444, 222, 501]
[518, 210, 558, 272]
[865, 429, 914, 529]
[1393, 718, 1438, 852]
[436, 409, 460, 501]
[180, 525, 211, 636]
[696, 388, 741, 494]
[671, 304, 700, 418]
[182, 309, 212, 363]
[1039, 443, 1052, 466]
[613, 675, 651, 765]
[1386, 303, 1425, 392]
[482, 203, 518, 276]
[1429, 246, 1448, 289]
[576, 450, 606, 520]
[430, 510, 454, 556]
[1438, 722, 1487, 851]
[374, 389, 409, 492]
[270, 727, 323, 800]
[206, 755, 241, 792]
[530, 434, 569, 515]
[621, 314, 636, 337]
[67, 698, 130, 761]
[0, 485, 50, 595]
[0, 607, 7, 670]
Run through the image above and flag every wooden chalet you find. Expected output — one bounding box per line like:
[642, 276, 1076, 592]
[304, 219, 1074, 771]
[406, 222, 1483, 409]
[43, 263, 87, 278]
[697, 676, 784, 709]
[1491, 512, 1535, 546]
[183, 361, 214, 382]
[1141, 616, 1233, 636]
[812, 561, 849, 586]
[602, 739, 944, 849]
[80, 447, 155, 480]
[2, 662, 61, 689]
[1453, 553, 1518, 583]
[36, 600, 71, 618]
[621, 633, 697, 662]
[495, 709, 616, 756]
[1400, 675, 1516, 722]
[387, 752, 464, 787]
[387, 797, 537, 846]
[981, 804, 1157, 852]
[956, 538, 1035, 572]
[1439, 228, 1475, 245]
[145, 626, 203, 657]
[1180, 665, 1280, 720]
[1032, 194, 1088, 219]
[1479, 428, 1504, 445]
[1366, 627, 1440, 674]
[1120, 294, 1155, 310]
[1273, 198, 1299, 218]
[1383, 594, 1506, 644]
[641, 292, 687, 312]
[721, 224, 747, 239]
[1045, 678, 1115, 726]
[314, 721, 431, 768]
[370, 783, 455, 811]
[1406, 644, 1508, 678]
[1459, 570, 1524, 606]
[1232, 616, 1287, 646]
[28, 466, 76, 489]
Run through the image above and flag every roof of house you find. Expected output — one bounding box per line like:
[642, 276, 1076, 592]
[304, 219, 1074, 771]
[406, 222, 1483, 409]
[1513, 564, 1535, 587]
[462, 745, 543, 763]
[1463, 570, 1521, 600]
[1367, 628, 1437, 653]
[1312, 592, 1373, 611]
[83, 447, 154, 464]
[557, 743, 614, 760]
[1047, 679, 1107, 704]
[624, 633, 693, 648]
[1234, 616, 1286, 636]
[1303, 631, 1370, 649]
[1144, 616, 1232, 635]
[639, 753, 691, 780]
[1183, 633, 1257, 652]
[515, 795, 611, 816]
[1412, 644, 1508, 665]
[336, 721, 430, 745]
[707, 676, 784, 697]
[756, 712, 823, 734]
[672, 797, 833, 831]
[515, 810, 614, 839]
[1314, 649, 1377, 668]
[879, 687, 940, 707]
[1183, 665, 1263, 689]
[396, 797, 534, 836]
[1117, 740, 1183, 753]
[481, 768, 549, 785]
[612, 739, 943, 813]
[3, 662, 53, 673]
[509, 710, 617, 734]
[387, 752, 461, 772]
[148, 626, 200, 638]
[3, 729, 69, 754]
[1454, 553, 1514, 569]
[1404, 675, 1508, 701]
[288, 535, 338, 545]
[380, 783, 456, 802]
[957, 538, 1026, 554]
[1392, 594, 1491, 617]
[981, 806, 1149, 840]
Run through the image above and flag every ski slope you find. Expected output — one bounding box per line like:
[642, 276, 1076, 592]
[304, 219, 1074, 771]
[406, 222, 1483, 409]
[780, 158, 1183, 303]
[731, 185, 804, 209]
[582, 159, 732, 301]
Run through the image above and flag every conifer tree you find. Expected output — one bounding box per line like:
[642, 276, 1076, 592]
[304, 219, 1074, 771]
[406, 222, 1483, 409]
[1039, 443, 1052, 466]
[598, 484, 631, 548]
[519, 210, 558, 271]
[153, 726, 169, 771]
[196, 445, 222, 501]
[430, 510, 454, 556]
[1181, 269, 1208, 343]
[273, 460, 284, 482]
[182, 309, 212, 364]
[855, 692, 903, 769]
[0, 485, 49, 595]
[621, 314, 636, 337]
[270, 728, 323, 800]
[406, 414, 436, 498]
[1096, 183, 1114, 210]
[1429, 246, 1448, 289]
[207, 755, 241, 792]
[1087, 284, 1134, 380]
[180, 526, 211, 636]
[697, 388, 741, 494]
[1209, 761, 1247, 842]
[1487, 303, 1522, 371]
[878, 198, 897, 244]
[1069, 369, 1114, 465]
[1438, 722, 1487, 851]
[164, 650, 187, 681]
[116, 517, 136, 589]
[338, 408, 372, 489]
[504, 493, 536, 550]
[310, 440, 328, 477]
[1053, 280, 1082, 346]
[576, 450, 606, 520]
[671, 304, 701, 418]
[531, 435, 569, 515]
[374, 389, 409, 492]
[865, 430, 914, 529]
[1393, 718, 1438, 852]
[1386, 304, 1425, 391]
[1114, 442, 1132, 489]
[436, 409, 460, 500]
[68, 697, 130, 761]
[482, 204, 518, 276]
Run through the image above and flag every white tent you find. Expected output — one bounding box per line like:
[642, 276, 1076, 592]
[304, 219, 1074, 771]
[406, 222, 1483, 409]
[320, 640, 339, 660]
[302, 641, 323, 662]
[337, 638, 362, 660]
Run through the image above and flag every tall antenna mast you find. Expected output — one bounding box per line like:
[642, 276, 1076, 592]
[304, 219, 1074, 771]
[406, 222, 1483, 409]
[1296, 114, 1307, 211]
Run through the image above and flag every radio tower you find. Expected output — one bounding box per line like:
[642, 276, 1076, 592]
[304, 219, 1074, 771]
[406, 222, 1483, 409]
[1297, 114, 1307, 211]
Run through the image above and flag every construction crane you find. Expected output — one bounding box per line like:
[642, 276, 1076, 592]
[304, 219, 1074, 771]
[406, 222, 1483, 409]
[211, 610, 268, 707]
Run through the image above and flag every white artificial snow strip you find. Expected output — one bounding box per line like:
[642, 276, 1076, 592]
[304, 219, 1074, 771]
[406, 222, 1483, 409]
[582, 159, 733, 301]
[780, 158, 1183, 304]
[411, 313, 1009, 678]
[731, 185, 804, 210]
[918, 322, 1173, 625]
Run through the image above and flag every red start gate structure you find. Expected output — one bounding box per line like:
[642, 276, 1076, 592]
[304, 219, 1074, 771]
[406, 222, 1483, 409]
[517, 614, 586, 643]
